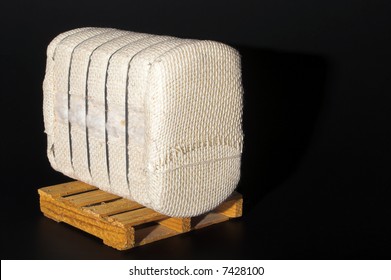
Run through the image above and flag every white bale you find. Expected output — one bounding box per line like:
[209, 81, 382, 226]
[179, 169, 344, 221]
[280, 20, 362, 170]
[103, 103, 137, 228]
[43, 27, 243, 217]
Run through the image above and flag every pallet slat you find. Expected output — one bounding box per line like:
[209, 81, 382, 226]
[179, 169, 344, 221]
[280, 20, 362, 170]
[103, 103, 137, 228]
[40, 181, 97, 197]
[63, 190, 120, 207]
[38, 181, 243, 250]
[83, 199, 143, 217]
[109, 208, 167, 226]
[158, 217, 191, 233]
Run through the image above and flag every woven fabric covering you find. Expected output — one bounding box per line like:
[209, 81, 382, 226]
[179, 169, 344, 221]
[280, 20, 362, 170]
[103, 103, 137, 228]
[43, 27, 244, 217]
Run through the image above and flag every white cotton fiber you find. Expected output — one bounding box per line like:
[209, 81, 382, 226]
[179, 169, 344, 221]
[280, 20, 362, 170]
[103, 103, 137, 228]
[43, 27, 243, 217]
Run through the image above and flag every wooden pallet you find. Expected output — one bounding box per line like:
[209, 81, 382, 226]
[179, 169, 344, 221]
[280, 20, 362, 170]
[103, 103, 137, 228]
[38, 181, 242, 250]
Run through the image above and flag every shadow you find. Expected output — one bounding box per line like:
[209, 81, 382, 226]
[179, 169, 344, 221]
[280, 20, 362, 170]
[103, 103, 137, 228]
[234, 46, 329, 213]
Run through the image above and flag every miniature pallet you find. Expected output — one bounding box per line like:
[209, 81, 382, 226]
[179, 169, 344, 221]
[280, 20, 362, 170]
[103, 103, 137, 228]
[38, 181, 242, 250]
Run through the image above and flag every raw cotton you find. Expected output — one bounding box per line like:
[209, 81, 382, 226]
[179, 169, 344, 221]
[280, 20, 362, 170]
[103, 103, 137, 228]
[43, 27, 243, 217]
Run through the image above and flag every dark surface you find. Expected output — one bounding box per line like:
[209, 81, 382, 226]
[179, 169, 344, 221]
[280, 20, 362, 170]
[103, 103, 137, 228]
[1, 0, 390, 259]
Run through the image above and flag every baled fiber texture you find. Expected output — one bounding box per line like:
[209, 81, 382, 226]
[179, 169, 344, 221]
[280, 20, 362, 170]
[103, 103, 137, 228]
[43, 27, 243, 217]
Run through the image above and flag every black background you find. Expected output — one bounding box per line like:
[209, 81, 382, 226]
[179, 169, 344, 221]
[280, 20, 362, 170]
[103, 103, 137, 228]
[1, 0, 390, 259]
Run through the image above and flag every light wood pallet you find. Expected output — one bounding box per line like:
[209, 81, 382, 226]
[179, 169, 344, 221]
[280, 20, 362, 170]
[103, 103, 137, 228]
[38, 181, 242, 250]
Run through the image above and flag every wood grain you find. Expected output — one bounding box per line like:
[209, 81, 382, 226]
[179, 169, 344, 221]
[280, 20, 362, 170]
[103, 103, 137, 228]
[38, 181, 243, 250]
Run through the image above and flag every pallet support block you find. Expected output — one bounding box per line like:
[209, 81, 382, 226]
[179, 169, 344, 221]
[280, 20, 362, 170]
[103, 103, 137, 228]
[38, 181, 242, 250]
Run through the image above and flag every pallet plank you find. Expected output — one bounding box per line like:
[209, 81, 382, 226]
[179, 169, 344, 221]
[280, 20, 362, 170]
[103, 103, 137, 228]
[158, 217, 191, 233]
[39, 181, 97, 198]
[83, 198, 143, 217]
[63, 190, 120, 207]
[109, 208, 167, 226]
